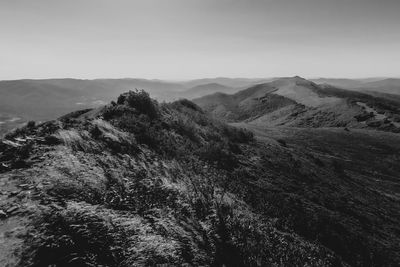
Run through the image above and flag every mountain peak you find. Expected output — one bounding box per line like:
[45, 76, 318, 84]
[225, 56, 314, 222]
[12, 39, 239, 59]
[293, 75, 305, 80]
[289, 76, 311, 83]
[268, 76, 314, 88]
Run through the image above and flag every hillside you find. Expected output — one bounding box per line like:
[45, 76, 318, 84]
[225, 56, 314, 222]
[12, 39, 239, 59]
[3, 76, 400, 137]
[1, 90, 399, 266]
[311, 78, 366, 88]
[355, 78, 400, 95]
[194, 77, 400, 133]
[180, 83, 238, 99]
[312, 78, 400, 95]
[0, 78, 187, 136]
[181, 77, 274, 89]
[0, 78, 259, 137]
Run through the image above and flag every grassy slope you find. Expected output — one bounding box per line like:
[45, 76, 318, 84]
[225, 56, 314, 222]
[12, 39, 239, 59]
[195, 78, 400, 133]
[232, 123, 400, 266]
[0, 92, 341, 267]
[1, 91, 399, 266]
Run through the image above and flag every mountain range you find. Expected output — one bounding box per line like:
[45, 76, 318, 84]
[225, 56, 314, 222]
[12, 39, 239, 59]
[312, 78, 400, 95]
[194, 76, 400, 133]
[1, 76, 400, 136]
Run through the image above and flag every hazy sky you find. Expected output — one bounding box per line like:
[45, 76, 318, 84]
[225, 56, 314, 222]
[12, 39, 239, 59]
[1, 0, 399, 80]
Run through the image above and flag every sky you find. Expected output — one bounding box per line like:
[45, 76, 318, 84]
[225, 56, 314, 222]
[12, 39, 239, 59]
[0, 0, 399, 80]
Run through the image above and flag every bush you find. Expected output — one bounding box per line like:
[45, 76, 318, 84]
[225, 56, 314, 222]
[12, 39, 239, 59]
[27, 121, 35, 128]
[197, 141, 239, 170]
[102, 104, 136, 120]
[101, 91, 254, 159]
[222, 125, 254, 143]
[170, 99, 204, 113]
[117, 90, 160, 119]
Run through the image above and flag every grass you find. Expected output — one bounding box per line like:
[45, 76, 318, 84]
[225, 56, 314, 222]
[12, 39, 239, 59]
[3, 91, 399, 266]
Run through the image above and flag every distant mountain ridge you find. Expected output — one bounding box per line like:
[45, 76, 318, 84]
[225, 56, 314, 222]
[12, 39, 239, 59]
[357, 78, 400, 95]
[0, 78, 187, 136]
[2, 76, 400, 136]
[179, 83, 237, 99]
[0, 78, 267, 135]
[193, 76, 400, 132]
[181, 77, 275, 88]
[312, 77, 400, 95]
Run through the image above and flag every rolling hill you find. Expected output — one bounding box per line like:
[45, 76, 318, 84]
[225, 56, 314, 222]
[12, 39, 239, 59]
[181, 77, 274, 88]
[311, 78, 366, 88]
[312, 78, 400, 95]
[2, 76, 400, 137]
[0, 78, 266, 136]
[194, 76, 400, 132]
[356, 78, 400, 95]
[179, 83, 238, 99]
[0, 78, 187, 136]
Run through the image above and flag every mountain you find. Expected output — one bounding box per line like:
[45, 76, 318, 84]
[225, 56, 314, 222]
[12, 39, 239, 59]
[1, 90, 399, 266]
[312, 78, 400, 95]
[179, 83, 238, 99]
[0, 78, 186, 107]
[361, 91, 400, 103]
[0, 78, 186, 136]
[194, 76, 400, 132]
[4, 76, 399, 137]
[311, 78, 365, 88]
[1, 78, 282, 137]
[181, 77, 275, 88]
[357, 78, 400, 95]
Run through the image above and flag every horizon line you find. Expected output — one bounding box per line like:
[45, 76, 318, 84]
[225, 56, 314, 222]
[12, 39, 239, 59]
[0, 75, 398, 83]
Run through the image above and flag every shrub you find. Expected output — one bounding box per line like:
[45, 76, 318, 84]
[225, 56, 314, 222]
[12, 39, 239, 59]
[222, 125, 254, 143]
[169, 116, 199, 143]
[197, 141, 239, 170]
[27, 121, 35, 128]
[170, 99, 204, 113]
[60, 109, 93, 121]
[89, 125, 102, 139]
[117, 90, 160, 119]
[102, 104, 136, 120]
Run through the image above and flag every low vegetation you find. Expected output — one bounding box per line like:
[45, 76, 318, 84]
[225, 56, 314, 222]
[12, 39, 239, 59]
[1, 90, 399, 266]
[194, 77, 400, 133]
